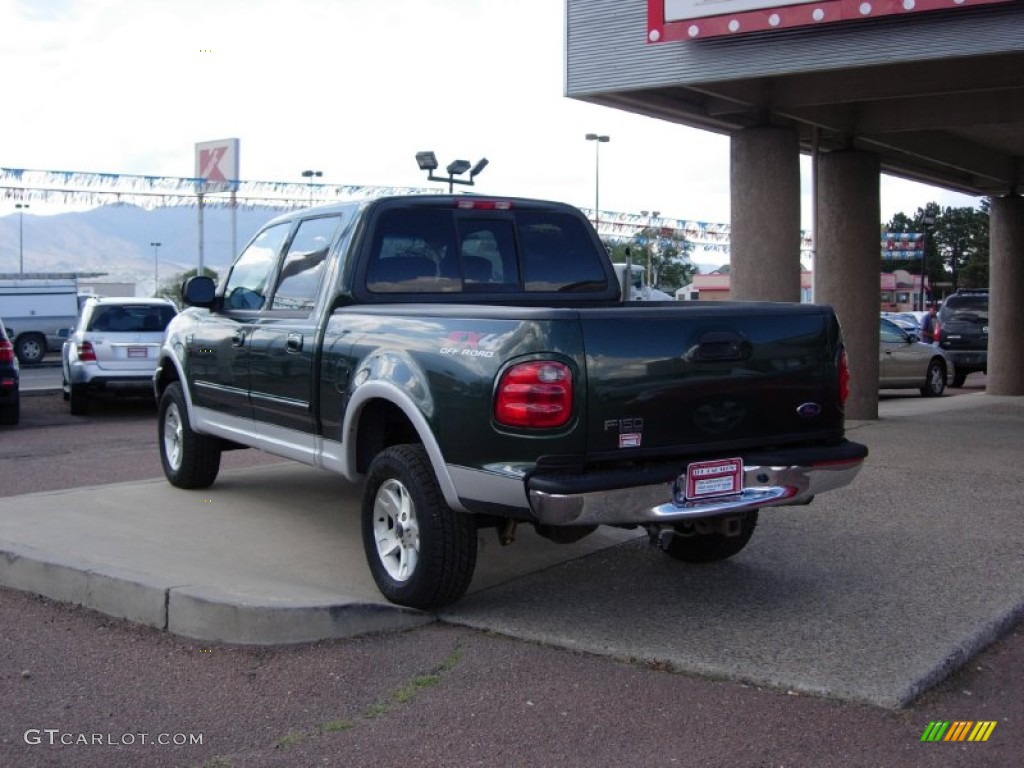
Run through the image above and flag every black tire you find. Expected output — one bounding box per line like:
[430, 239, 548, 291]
[15, 334, 46, 365]
[661, 511, 758, 563]
[158, 382, 221, 489]
[68, 383, 89, 415]
[952, 370, 968, 388]
[361, 444, 477, 610]
[0, 396, 18, 426]
[920, 359, 946, 397]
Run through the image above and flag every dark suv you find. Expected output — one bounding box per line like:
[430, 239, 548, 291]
[937, 289, 988, 387]
[0, 318, 19, 425]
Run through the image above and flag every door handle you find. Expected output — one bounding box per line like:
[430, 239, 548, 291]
[286, 333, 303, 353]
[231, 331, 247, 347]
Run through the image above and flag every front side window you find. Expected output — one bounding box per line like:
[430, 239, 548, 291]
[223, 223, 290, 310]
[879, 318, 906, 343]
[270, 215, 341, 311]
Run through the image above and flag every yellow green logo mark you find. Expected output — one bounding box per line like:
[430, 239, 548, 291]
[921, 721, 997, 742]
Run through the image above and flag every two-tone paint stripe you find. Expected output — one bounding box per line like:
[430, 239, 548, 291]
[920, 721, 997, 742]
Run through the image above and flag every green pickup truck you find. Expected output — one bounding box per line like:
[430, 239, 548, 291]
[155, 195, 867, 610]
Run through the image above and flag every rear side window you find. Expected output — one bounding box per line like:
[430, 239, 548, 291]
[270, 215, 341, 311]
[365, 207, 607, 294]
[87, 305, 176, 332]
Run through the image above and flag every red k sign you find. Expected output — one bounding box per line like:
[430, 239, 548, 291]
[194, 138, 239, 191]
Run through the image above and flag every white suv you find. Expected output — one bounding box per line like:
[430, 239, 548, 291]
[62, 297, 177, 415]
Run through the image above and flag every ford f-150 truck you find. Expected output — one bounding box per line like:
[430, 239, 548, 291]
[155, 195, 867, 610]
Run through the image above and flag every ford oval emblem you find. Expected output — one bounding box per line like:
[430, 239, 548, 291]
[796, 402, 822, 419]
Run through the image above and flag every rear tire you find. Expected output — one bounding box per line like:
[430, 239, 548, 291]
[361, 444, 477, 610]
[920, 359, 946, 397]
[952, 370, 968, 388]
[158, 382, 221, 489]
[69, 384, 89, 415]
[661, 511, 758, 563]
[14, 334, 46, 365]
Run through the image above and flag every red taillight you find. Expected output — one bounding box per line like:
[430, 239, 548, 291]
[494, 361, 573, 429]
[838, 349, 850, 407]
[78, 341, 97, 362]
[0, 340, 13, 364]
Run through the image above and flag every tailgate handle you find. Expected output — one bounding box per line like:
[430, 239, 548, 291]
[695, 331, 749, 362]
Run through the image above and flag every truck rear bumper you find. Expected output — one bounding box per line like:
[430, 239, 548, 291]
[527, 441, 867, 526]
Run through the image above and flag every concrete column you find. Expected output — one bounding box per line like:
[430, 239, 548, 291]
[987, 195, 1024, 395]
[815, 150, 881, 420]
[730, 126, 801, 302]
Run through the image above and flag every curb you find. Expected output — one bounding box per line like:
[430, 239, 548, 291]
[0, 540, 432, 645]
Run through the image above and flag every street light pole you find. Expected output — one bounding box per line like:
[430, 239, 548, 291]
[585, 134, 609, 233]
[301, 169, 323, 207]
[640, 209, 660, 287]
[16, 203, 29, 273]
[150, 241, 162, 294]
[918, 211, 936, 310]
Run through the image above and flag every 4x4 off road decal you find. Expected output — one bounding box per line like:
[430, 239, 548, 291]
[439, 331, 507, 359]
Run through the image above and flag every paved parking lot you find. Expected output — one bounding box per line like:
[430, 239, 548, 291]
[1, 388, 1021, 766]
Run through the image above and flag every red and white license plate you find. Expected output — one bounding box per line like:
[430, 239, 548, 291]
[684, 458, 743, 500]
[127, 347, 148, 358]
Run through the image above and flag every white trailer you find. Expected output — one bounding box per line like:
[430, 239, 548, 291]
[0, 275, 80, 364]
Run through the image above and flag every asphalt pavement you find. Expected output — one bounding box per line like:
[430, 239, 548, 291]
[1, 386, 1021, 715]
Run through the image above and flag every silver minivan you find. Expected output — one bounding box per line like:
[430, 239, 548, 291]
[62, 297, 177, 415]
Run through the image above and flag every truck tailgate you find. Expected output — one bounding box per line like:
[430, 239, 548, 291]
[579, 302, 844, 459]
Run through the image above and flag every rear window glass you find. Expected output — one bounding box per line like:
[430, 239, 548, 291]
[366, 207, 607, 294]
[940, 294, 988, 320]
[87, 305, 176, 332]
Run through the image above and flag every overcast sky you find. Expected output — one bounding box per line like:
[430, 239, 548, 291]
[2, 0, 981, 226]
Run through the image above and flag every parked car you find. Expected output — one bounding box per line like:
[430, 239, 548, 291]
[0, 318, 20, 425]
[879, 316, 953, 396]
[937, 288, 988, 387]
[62, 297, 178, 415]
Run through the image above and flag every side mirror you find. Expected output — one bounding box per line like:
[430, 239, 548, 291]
[182, 276, 217, 308]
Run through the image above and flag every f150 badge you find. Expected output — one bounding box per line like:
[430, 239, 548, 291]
[606, 417, 643, 448]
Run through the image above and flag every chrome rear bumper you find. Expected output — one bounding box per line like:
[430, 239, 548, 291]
[528, 458, 864, 526]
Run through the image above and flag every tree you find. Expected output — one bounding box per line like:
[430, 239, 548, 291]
[154, 267, 219, 306]
[883, 201, 989, 297]
[605, 226, 697, 294]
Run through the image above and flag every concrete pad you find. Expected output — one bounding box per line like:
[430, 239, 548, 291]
[0, 463, 639, 644]
[440, 394, 1024, 708]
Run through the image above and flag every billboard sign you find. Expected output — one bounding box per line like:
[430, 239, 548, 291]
[195, 138, 240, 193]
[648, 0, 1016, 42]
[882, 232, 924, 260]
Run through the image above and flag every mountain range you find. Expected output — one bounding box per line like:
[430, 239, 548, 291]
[0, 205, 286, 296]
[1, 203, 723, 296]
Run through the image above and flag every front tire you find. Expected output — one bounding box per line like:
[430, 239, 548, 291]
[361, 444, 477, 610]
[920, 359, 946, 397]
[158, 382, 221, 488]
[661, 511, 758, 563]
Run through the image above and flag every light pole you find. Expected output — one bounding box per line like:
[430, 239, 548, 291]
[918, 210, 936, 310]
[150, 241, 162, 293]
[301, 169, 322, 206]
[640, 209, 660, 287]
[585, 133, 609, 232]
[414, 152, 488, 193]
[16, 203, 29, 273]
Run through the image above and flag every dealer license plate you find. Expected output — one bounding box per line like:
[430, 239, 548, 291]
[127, 347, 148, 358]
[684, 458, 743, 500]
